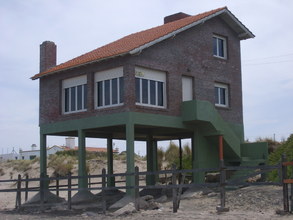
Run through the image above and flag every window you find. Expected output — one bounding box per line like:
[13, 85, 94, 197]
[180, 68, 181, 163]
[135, 67, 166, 108]
[63, 75, 87, 114]
[215, 83, 229, 107]
[95, 67, 124, 108]
[96, 77, 124, 107]
[213, 35, 227, 59]
[29, 155, 36, 160]
[182, 76, 193, 101]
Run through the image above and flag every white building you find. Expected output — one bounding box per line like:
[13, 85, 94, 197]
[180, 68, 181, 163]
[0, 145, 64, 161]
[19, 145, 64, 160]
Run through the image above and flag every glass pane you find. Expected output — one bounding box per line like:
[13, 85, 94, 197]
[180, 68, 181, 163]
[65, 88, 69, 112]
[112, 78, 118, 105]
[142, 79, 148, 104]
[157, 82, 164, 106]
[215, 87, 219, 104]
[70, 87, 76, 111]
[105, 79, 110, 105]
[83, 84, 87, 109]
[218, 39, 224, 57]
[97, 81, 103, 107]
[119, 77, 124, 103]
[135, 78, 140, 103]
[220, 88, 226, 105]
[77, 85, 82, 110]
[150, 80, 156, 105]
[213, 37, 217, 56]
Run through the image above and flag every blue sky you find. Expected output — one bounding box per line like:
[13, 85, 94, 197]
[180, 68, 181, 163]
[0, 0, 292, 155]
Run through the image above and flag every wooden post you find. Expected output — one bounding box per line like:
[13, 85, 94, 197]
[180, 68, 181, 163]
[177, 173, 186, 209]
[282, 154, 289, 212]
[291, 168, 293, 212]
[134, 166, 140, 211]
[67, 172, 72, 210]
[102, 168, 107, 214]
[179, 139, 182, 184]
[40, 172, 45, 212]
[88, 173, 91, 189]
[56, 173, 59, 197]
[15, 174, 22, 210]
[25, 174, 29, 202]
[216, 135, 229, 212]
[172, 164, 177, 213]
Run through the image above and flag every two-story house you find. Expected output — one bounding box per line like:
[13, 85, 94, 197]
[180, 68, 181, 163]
[32, 7, 267, 198]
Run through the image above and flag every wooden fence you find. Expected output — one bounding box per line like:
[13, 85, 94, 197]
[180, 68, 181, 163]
[2, 155, 293, 214]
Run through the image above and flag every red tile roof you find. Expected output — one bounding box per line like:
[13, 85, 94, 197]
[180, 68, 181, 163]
[32, 7, 253, 80]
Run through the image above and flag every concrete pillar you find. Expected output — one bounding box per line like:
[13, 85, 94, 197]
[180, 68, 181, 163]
[191, 129, 205, 183]
[107, 137, 115, 187]
[40, 133, 47, 176]
[146, 135, 156, 185]
[78, 129, 88, 189]
[126, 121, 135, 195]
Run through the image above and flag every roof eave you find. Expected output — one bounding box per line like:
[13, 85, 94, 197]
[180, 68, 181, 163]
[130, 8, 254, 54]
[31, 52, 130, 80]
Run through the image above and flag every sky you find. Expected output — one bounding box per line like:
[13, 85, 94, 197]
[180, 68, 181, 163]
[0, 0, 292, 155]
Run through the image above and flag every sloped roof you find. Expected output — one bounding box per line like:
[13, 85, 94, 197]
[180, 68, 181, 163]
[32, 7, 254, 80]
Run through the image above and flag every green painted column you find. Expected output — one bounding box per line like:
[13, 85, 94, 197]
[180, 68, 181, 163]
[153, 140, 158, 182]
[107, 137, 115, 187]
[146, 137, 158, 185]
[78, 129, 88, 189]
[40, 133, 47, 176]
[126, 120, 135, 196]
[191, 129, 205, 183]
[146, 135, 155, 185]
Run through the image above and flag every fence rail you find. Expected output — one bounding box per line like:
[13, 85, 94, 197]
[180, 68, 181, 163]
[1, 156, 293, 214]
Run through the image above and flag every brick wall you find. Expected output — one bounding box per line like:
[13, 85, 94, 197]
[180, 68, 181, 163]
[39, 16, 243, 125]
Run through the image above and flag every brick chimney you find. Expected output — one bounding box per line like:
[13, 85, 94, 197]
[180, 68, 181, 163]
[40, 41, 56, 73]
[164, 12, 191, 24]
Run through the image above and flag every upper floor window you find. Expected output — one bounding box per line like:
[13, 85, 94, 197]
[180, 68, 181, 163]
[135, 67, 166, 108]
[215, 83, 229, 108]
[95, 67, 124, 108]
[62, 75, 87, 114]
[182, 76, 193, 101]
[213, 35, 227, 59]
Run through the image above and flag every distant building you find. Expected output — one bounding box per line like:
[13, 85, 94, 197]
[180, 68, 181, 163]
[19, 145, 64, 160]
[0, 138, 117, 161]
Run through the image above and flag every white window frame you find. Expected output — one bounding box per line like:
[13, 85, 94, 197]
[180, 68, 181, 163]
[135, 67, 166, 108]
[215, 83, 229, 108]
[95, 67, 124, 109]
[213, 35, 227, 59]
[62, 75, 87, 114]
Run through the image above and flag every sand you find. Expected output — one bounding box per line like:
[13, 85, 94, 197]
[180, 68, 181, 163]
[0, 159, 292, 219]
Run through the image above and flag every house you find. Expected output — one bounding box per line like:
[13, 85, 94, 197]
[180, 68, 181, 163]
[31, 7, 267, 197]
[0, 148, 19, 161]
[19, 145, 64, 160]
[0, 145, 63, 161]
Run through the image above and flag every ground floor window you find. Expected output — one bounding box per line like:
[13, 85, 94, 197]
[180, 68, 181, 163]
[214, 83, 229, 107]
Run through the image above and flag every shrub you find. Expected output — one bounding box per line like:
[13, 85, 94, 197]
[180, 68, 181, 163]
[165, 141, 179, 167]
[267, 134, 293, 182]
[48, 154, 76, 176]
[12, 160, 32, 173]
[0, 168, 4, 176]
[157, 147, 164, 170]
